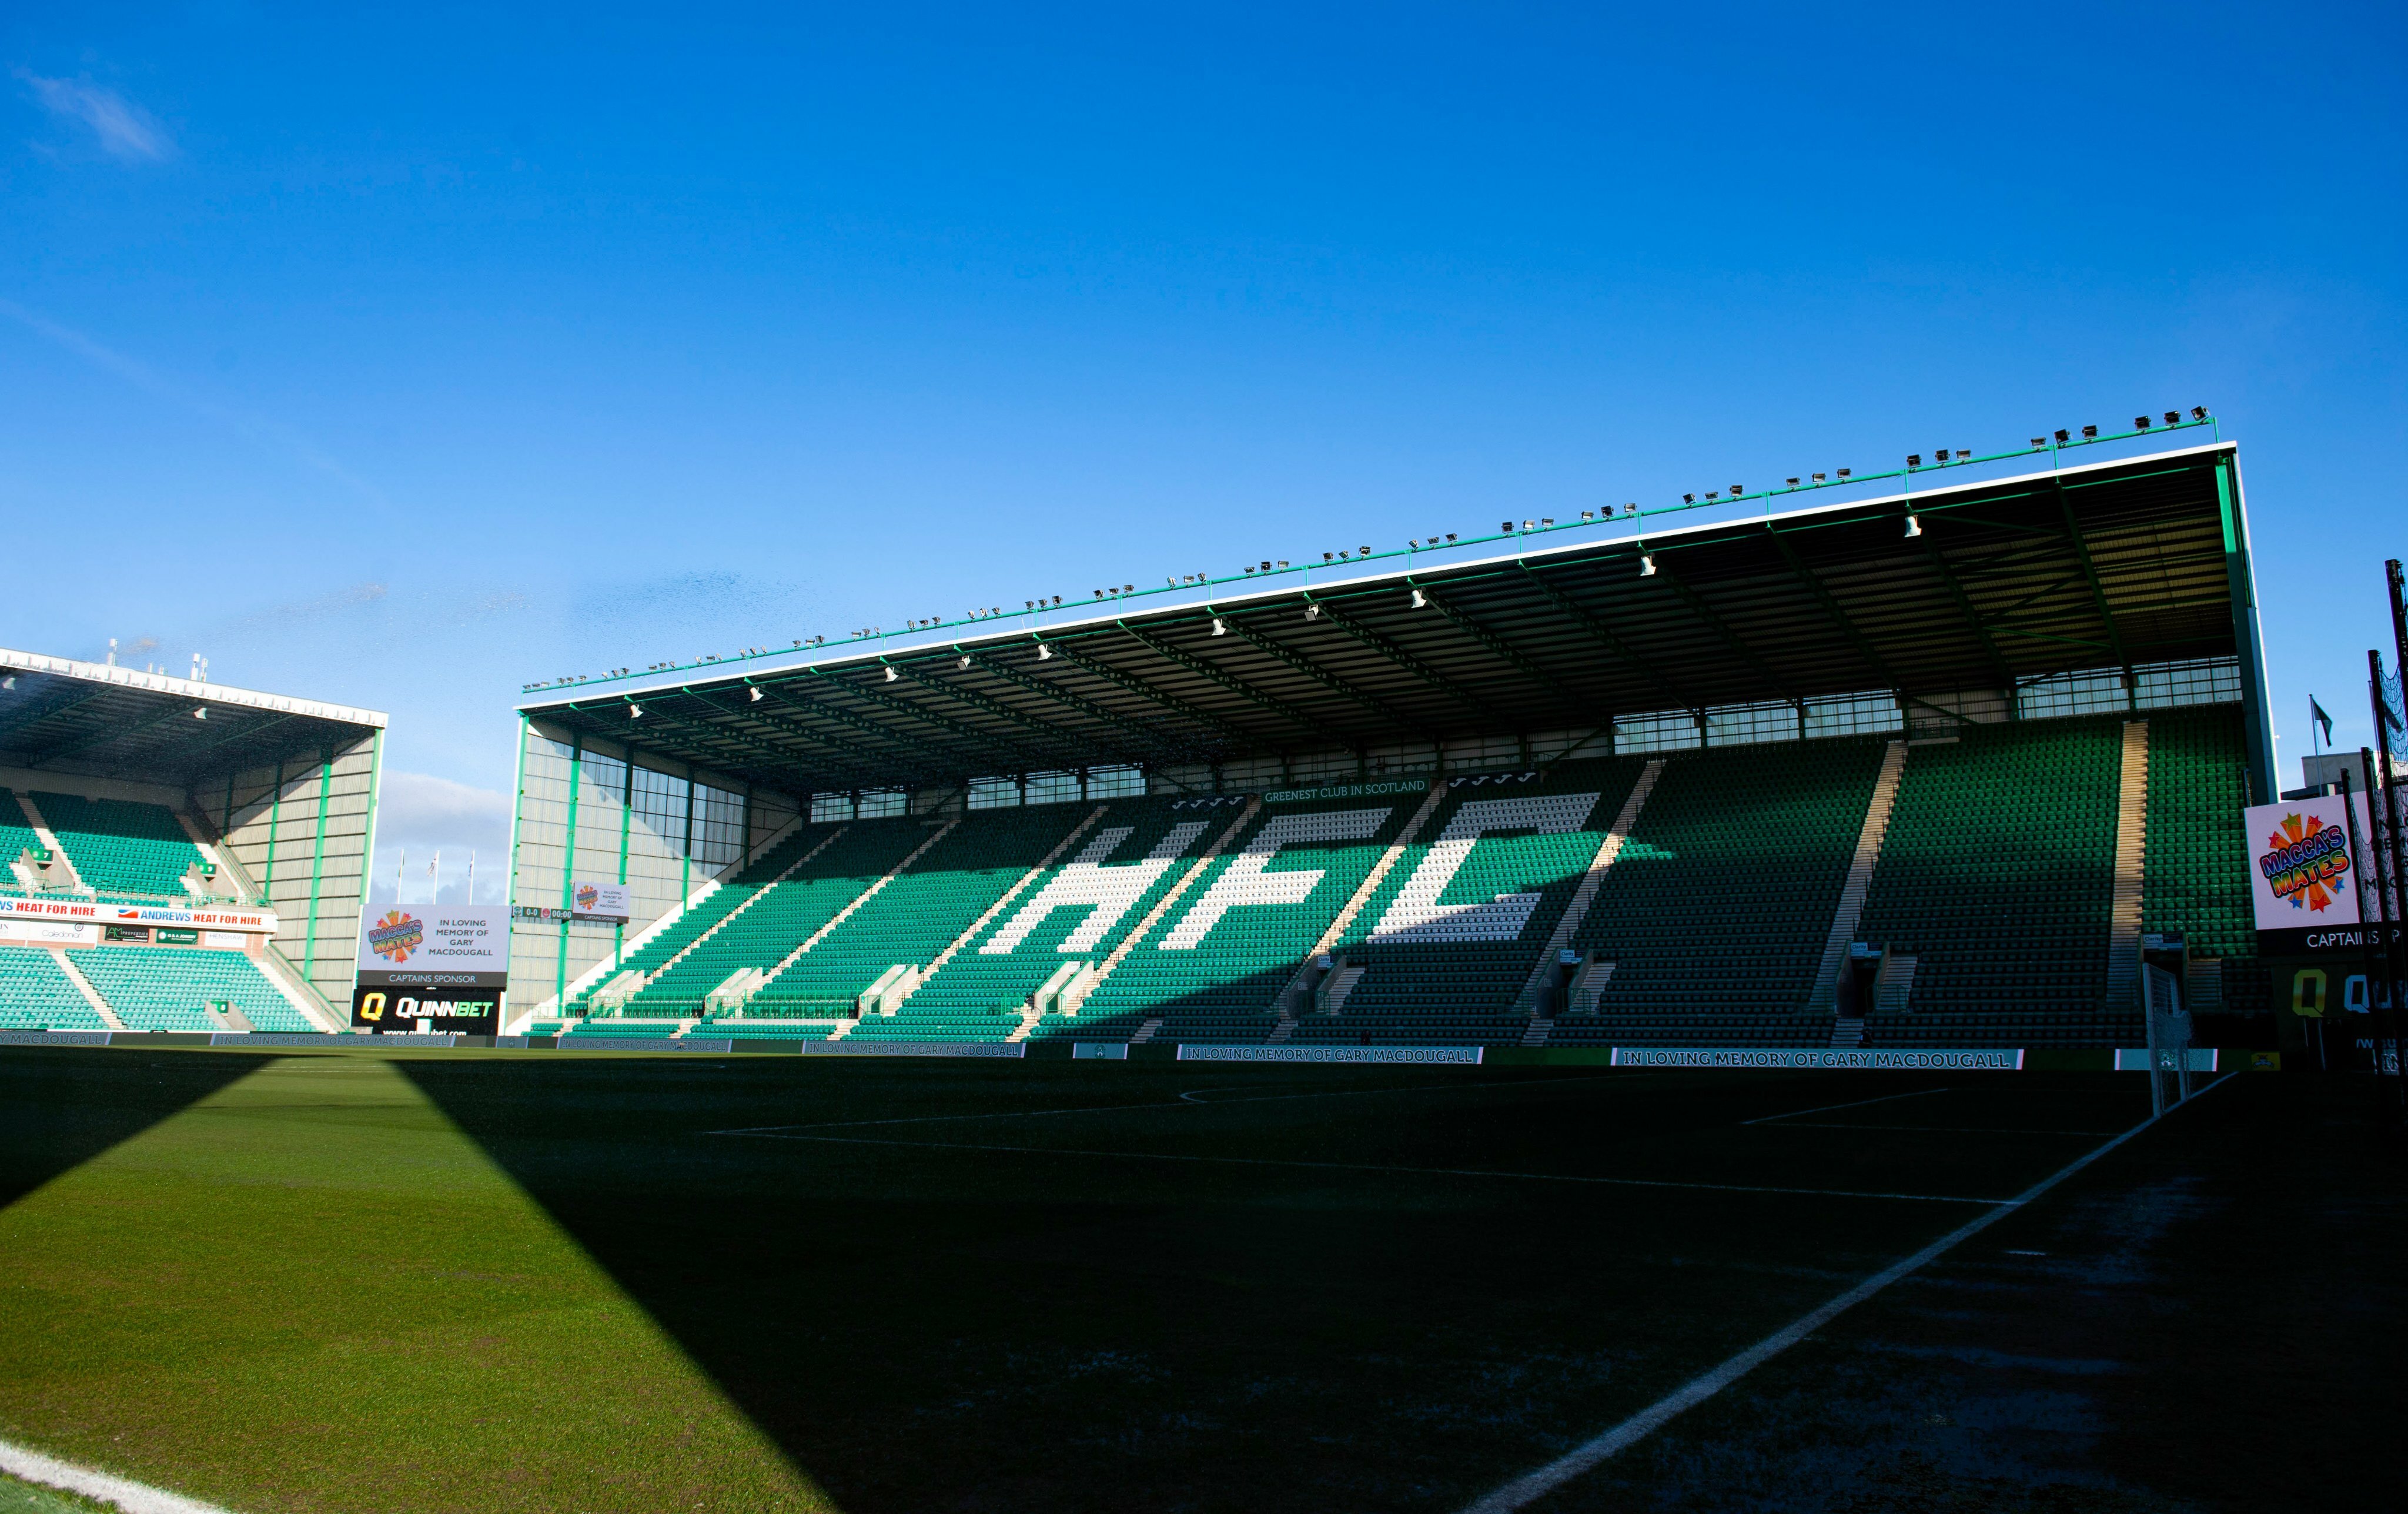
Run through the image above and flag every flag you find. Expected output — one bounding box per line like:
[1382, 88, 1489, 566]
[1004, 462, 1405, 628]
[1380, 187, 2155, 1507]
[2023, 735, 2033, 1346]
[2311, 696, 2333, 746]
[2379, 663, 2407, 736]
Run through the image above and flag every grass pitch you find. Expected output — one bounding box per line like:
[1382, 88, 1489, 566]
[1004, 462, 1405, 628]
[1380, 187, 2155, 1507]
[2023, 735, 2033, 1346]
[0, 1049, 2396, 1513]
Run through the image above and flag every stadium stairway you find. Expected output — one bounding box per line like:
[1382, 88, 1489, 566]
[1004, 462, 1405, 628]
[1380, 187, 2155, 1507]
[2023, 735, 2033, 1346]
[2104, 720, 2151, 1005]
[859, 798, 1215, 1041]
[1291, 760, 1650, 1047]
[765, 807, 1099, 1038]
[1039, 790, 1419, 1044]
[2140, 704, 2259, 1015]
[1552, 740, 1888, 1049]
[1802, 740, 1908, 1012]
[1855, 716, 2128, 1049]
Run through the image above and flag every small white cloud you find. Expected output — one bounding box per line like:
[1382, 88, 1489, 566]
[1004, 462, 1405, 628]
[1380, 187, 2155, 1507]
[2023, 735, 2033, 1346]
[17, 71, 174, 161]
[374, 770, 512, 853]
[369, 771, 513, 907]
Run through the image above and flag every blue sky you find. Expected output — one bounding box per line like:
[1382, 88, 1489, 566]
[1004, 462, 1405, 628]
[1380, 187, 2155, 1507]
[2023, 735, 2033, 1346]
[3, 2, 2402, 903]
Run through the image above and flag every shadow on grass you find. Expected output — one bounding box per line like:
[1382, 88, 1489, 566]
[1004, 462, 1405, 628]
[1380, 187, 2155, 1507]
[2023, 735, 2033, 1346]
[0, 1047, 272, 1211]
[390, 1055, 2031, 1514]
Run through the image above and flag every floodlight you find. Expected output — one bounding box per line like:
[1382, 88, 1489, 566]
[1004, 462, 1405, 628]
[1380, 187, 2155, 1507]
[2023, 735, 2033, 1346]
[193, 706, 208, 720]
[1786, 477, 1799, 487]
[1052, 596, 1061, 605]
[1410, 589, 1427, 608]
[1212, 617, 1227, 636]
[1539, 519, 1552, 529]
[2163, 412, 2179, 425]
[958, 656, 971, 670]
[1245, 564, 1257, 573]
[1037, 644, 1054, 660]
[2055, 429, 2069, 443]
[1705, 491, 1718, 500]
[749, 686, 762, 702]
[884, 667, 898, 682]
[1935, 450, 1950, 462]
[1026, 600, 1035, 609]
[1502, 521, 1515, 533]
[1639, 553, 1656, 576]
[2082, 425, 2096, 439]
[1683, 493, 1695, 504]
[1728, 486, 1740, 496]
[2134, 415, 2151, 429]
[1904, 515, 1922, 538]
[1262, 560, 1273, 570]
[1359, 545, 1369, 556]
[1811, 473, 1825, 483]
[1907, 454, 1922, 468]
[1580, 511, 1594, 522]
[1278, 560, 1290, 568]
[1444, 534, 1456, 542]
[1124, 584, 1133, 593]
[1325, 551, 1336, 562]
[1957, 448, 1968, 460]
[629, 704, 643, 718]
[1305, 603, 1322, 621]
[1623, 504, 1636, 516]
[1523, 520, 1536, 530]
[2031, 437, 2046, 448]
[1409, 538, 1420, 547]
[2190, 406, 2206, 420]
[1837, 468, 1851, 477]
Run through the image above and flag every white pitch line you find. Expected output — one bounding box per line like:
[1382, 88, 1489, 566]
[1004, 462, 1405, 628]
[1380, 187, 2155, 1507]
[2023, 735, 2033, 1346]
[1454, 1072, 2236, 1514]
[0, 1436, 238, 1514]
[745, 1132, 2008, 1205]
[1739, 1086, 1952, 1125]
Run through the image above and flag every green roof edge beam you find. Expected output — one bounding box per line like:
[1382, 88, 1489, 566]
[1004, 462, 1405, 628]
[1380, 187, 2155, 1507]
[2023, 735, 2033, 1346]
[1118, 622, 1352, 749]
[1035, 636, 1263, 751]
[1648, 554, 1802, 706]
[1200, 609, 1433, 741]
[2215, 451, 2278, 804]
[1913, 522, 2019, 689]
[749, 680, 961, 783]
[771, 671, 1035, 775]
[1763, 526, 1966, 730]
[690, 684, 942, 788]
[2051, 481, 2136, 697]
[1514, 563, 1700, 718]
[947, 648, 1198, 767]
[16, 696, 210, 766]
[1407, 580, 1598, 720]
[0, 683, 113, 744]
[879, 658, 1148, 773]
[1297, 590, 1512, 728]
[834, 663, 1075, 773]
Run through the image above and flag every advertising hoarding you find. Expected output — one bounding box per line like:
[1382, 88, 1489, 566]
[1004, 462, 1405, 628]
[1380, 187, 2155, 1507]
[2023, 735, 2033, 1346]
[569, 880, 633, 921]
[2246, 793, 2401, 958]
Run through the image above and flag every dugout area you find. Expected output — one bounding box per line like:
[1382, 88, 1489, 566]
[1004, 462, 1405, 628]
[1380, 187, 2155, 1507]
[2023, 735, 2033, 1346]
[0, 1046, 2396, 1514]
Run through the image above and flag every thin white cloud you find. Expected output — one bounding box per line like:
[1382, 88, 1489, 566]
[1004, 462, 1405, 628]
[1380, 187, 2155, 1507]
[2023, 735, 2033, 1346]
[0, 298, 383, 502]
[16, 71, 174, 161]
[369, 771, 513, 907]
[374, 770, 513, 853]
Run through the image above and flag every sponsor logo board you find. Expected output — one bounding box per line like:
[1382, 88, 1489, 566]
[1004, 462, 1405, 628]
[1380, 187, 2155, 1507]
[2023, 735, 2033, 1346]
[351, 983, 501, 1035]
[1610, 1047, 2025, 1070]
[1176, 1045, 1484, 1064]
[2246, 794, 2400, 956]
[0, 897, 276, 932]
[0, 918, 99, 946]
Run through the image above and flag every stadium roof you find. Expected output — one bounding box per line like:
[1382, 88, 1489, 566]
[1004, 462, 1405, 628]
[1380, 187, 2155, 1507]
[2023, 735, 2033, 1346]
[0, 650, 387, 788]
[520, 437, 2265, 797]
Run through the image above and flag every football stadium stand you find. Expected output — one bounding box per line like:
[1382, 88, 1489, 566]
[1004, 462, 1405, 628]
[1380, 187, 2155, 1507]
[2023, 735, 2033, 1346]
[0, 433, 2275, 1051]
[2, 646, 384, 1036]
[501, 435, 2276, 1054]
